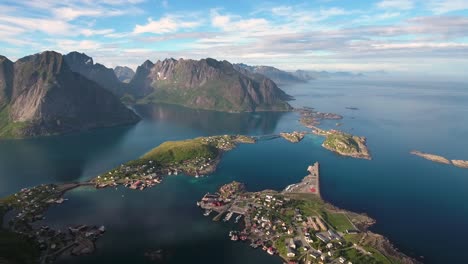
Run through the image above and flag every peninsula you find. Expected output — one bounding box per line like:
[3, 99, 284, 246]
[197, 163, 417, 264]
[93, 135, 256, 188]
[411, 150, 468, 169]
[0, 182, 103, 264]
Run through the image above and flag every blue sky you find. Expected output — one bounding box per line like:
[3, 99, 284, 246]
[0, 0, 467, 77]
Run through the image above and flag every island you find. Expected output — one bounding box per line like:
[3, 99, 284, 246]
[93, 135, 256, 188]
[410, 151, 451, 165]
[197, 163, 417, 264]
[310, 127, 371, 160]
[297, 108, 343, 128]
[279, 132, 307, 143]
[452, 160, 468, 168]
[410, 150, 468, 169]
[296, 107, 371, 160]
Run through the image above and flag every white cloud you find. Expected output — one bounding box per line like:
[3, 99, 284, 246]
[133, 16, 201, 34]
[427, 0, 468, 14]
[376, 0, 414, 10]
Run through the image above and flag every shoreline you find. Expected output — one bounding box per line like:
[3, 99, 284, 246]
[197, 163, 419, 264]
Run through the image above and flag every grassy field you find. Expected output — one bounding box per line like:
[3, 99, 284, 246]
[141, 138, 219, 166]
[321, 211, 354, 232]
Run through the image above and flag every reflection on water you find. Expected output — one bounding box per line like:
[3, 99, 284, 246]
[134, 103, 286, 135]
[0, 103, 288, 196]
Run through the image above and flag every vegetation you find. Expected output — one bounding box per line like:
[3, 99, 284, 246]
[0, 106, 29, 139]
[321, 211, 354, 232]
[322, 131, 371, 159]
[141, 138, 219, 166]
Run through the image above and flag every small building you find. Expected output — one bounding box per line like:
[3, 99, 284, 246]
[339, 257, 347, 263]
[287, 248, 296, 258]
[288, 238, 296, 249]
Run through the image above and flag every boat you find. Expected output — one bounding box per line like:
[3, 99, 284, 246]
[235, 214, 242, 223]
[203, 209, 212, 216]
[196, 201, 201, 207]
[223, 212, 234, 222]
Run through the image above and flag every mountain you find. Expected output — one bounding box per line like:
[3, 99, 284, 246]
[293, 70, 364, 80]
[234, 63, 304, 85]
[131, 58, 292, 112]
[0, 51, 140, 138]
[64, 52, 127, 96]
[114, 66, 135, 83]
[0, 56, 14, 109]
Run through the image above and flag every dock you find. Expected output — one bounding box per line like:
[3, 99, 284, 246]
[282, 162, 321, 197]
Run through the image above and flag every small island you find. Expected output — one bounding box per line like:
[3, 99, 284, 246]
[410, 151, 451, 165]
[310, 127, 371, 160]
[93, 135, 256, 188]
[452, 160, 468, 168]
[410, 150, 468, 169]
[297, 108, 343, 128]
[296, 107, 371, 160]
[197, 163, 417, 264]
[280, 132, 307, 143]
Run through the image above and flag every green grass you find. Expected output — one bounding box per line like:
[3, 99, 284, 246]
[338, 247, 391, 264]
[321, 211, 354, 232]
[0, 106, 29, 139]
[323, 133, 360, 154]
[141, 138, 219, 166]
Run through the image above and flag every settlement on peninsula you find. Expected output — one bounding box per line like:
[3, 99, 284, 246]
[197, 163, 417, 264]
[93, 135, 256, 189]
[411, 150, 468, 169]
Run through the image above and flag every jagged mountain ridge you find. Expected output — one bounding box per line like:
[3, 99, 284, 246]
[64, 52, 127, 96]
[130, 58, 293, 112]
[0, 51, 140, 138]
[114, 66, 135, 83]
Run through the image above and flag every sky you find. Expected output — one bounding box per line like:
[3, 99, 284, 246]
[0, 0, 467, 77]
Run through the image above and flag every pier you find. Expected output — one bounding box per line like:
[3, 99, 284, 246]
[282, 162, 320, 197]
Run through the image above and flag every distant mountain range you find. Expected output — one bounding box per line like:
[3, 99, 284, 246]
[234, 63, 305, 85]
[292, 70, 365, 80]
[0, 51, 140, 138]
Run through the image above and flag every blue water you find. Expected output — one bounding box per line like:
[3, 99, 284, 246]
[1, 79, 468, 263]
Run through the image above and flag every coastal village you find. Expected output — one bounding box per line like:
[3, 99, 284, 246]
[93, 135, 256, 190]
[198, 163, 409, 264]
[0, 183, 105, 263]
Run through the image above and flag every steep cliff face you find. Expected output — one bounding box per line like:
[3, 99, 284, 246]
[114, 66, 135, 83]
[64, 52, 127, 96]
[234, 63, 304, 85]
[128, 60, 155, 98]
[0, 51, 140, 138]
[132, 58, 292, 112]
[0, 56, 14, 109]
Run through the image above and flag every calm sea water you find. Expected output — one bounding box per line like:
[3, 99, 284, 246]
[1, 79, 468, 264]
